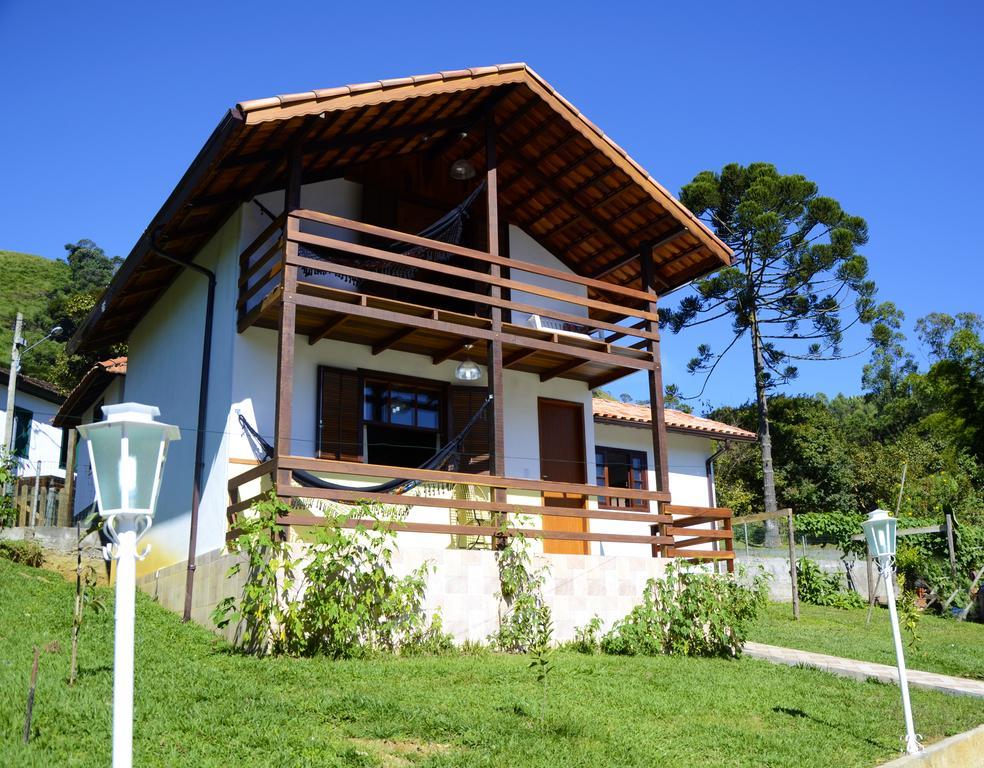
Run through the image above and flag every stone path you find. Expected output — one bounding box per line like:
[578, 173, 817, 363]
[743, 642, 984, 699]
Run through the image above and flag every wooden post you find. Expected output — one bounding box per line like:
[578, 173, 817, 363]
[640, 246, 671, 554]
[945, 511, 957, 579]
[62, 428, 78, 526]
[786, 507, 800, 620]
[484, 105, 506, 546]
[274, 145, 302, 500]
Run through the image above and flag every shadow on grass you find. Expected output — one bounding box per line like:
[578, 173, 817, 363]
[771, 705, 888, 750]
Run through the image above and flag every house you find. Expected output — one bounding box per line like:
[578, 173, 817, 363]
[0, 366, 66, 477]
[0, 367, 67, 525]
[52, 357, 127, 521]
[67, 64, 744, 636]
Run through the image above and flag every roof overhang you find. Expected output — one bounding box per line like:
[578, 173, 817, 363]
[70, 64, 732, 353]
[52, 358, 127, 428]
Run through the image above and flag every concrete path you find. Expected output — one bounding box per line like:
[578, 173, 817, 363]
[744, 642, 984, 699]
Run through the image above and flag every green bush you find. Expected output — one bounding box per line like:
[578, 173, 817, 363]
[490, 527, 553, 653]
[796, 557, 864, 609]
[0, 538, 44, 567]
[566, 615, 603, 654]
[213, 493, 451, 658]
[600, 564, 769, 658]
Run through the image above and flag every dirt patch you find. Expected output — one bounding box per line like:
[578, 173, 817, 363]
[41, 552, 110, 586]
[348, 737, 451, 767]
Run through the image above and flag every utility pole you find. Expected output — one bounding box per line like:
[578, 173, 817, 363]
[3, 312, 23, 458]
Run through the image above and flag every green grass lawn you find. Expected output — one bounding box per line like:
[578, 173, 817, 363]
[749, 602, 984, 680]
[1, 559, 981, 768]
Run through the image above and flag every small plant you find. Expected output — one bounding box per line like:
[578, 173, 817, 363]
[527, 610, 554, 726]
[0, 451, 18, 529]
[898, 581, 922, 650]
[568, 615, 603, 654]
[0, 539, 44, 567]
[69, 563, 105, 685]
[601, 563, 769, 658]
[796, 557, 864, 609]
[490, 523, 552, 653]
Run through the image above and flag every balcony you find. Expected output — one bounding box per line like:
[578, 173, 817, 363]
[236, 209, 662, 389]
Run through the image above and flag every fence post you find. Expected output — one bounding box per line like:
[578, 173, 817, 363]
[786, 508, 799, 620]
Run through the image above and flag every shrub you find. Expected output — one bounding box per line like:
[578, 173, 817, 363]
[566, 615, 603, 654]
[796, 557, 864, 609]
[0, 538, 44, 567]
[213, 492, 450, 658]
[490, 526, 552, 653]
[601, 563, 769, 658]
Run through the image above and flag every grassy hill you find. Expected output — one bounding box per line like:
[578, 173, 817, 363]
[0, 250, 71, 381]
[1, 557, 982, 767]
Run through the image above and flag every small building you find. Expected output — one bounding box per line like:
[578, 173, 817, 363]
[0, 367, 65, 478]
[66, 64, 751, 636]
[52, 357, 128, 521]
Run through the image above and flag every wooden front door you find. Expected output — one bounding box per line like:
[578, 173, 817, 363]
[537, 398, 589, 555]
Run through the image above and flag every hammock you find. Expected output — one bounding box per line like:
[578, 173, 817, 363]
[237, 394, 491, 495]
[300, 180, 487, 286]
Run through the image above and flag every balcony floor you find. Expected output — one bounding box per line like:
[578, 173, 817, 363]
[241, 280, 652, 386]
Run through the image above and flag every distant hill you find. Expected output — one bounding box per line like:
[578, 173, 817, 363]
[0, 250, 71, 381]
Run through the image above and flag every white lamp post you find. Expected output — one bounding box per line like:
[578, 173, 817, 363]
[862, 508, 921, 755]
[77, 403, 180, 768]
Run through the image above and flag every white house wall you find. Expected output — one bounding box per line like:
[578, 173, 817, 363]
[123, 210, 242, 576]
[0, 387, 65, 478]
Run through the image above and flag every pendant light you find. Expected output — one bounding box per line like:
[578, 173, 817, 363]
[449, 158, 476, 180]
[454, 344, 482, 381]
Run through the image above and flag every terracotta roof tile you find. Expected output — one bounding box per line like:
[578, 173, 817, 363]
[592, 398, 756, 442]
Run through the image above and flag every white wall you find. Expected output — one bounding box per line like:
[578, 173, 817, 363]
[0, 386, 65, 478]
[123, 209, 242, 576]
[507, 225, 592, 334]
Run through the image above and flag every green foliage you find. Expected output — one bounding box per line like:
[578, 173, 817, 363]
[795, 558, 864, 609]
[567, 615, 604, 654]
[490, 525, 553, 653]
[0, 250, 70, 380]
[7, 558, 984, 767]
[601, 564, 770, 658]
[527, 611, 554, 682]
[794, 512, 865, 556]
[898, 583, 922, 650]
[213, 492, 449, 658]
[0, 452, 18, 528]
[0, 243, 122, 389]
[0, 538, 44, 567]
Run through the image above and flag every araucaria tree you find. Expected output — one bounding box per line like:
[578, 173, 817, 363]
[666, 163, 887, 544]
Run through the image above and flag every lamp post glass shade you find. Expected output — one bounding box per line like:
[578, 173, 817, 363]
[862, 508, 897, 560]
[77, 403, 181, 519]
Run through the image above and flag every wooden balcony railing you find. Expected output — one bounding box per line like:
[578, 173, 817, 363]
[227, 456, 674, 550]
[661, 504, 736, 572]
[236, 209, 663, 377]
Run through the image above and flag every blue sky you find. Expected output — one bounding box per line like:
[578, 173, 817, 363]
[1, 1, 980, 409]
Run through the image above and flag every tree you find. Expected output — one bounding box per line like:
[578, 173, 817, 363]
[666, 163, 888, 545]
[44, 239, 124, 392]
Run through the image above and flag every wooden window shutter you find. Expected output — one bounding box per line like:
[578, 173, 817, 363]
[449, 385, 490, 474]
[318, 366, 363, 461]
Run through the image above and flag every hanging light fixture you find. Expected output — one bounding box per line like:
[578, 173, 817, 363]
[449, 158, 476, 180]
[454, 344, 482, 381]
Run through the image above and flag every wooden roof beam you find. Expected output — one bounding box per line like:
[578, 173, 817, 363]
[372, 325, 420, 355]
[539, 358, 586, 382]
[308, 312, 352, 345]
[503, 348, 539, 368]
[431, 337, 478, 364]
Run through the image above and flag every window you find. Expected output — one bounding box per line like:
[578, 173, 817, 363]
[595, 446, 648, 510]
[363, 378, 443, 468]
[12, 407, 32, 459]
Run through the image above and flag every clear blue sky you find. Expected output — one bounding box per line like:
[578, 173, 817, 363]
[1, 1, 980, 409]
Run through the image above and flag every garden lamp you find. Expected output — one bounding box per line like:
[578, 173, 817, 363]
[862, 508, 921, 755]
[78, 403, 180, 768]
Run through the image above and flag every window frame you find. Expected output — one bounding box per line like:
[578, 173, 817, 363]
[595, 445, 649, 510]
[12, 406, 32, 459]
